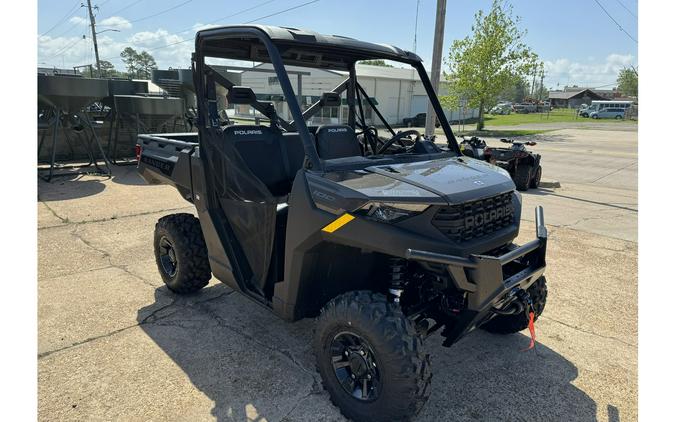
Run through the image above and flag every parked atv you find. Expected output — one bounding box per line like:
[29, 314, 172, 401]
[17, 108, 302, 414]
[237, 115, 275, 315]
[488, 139, 542, 191]
[459, 136, 490, 160]
[138, 25, 549, 422]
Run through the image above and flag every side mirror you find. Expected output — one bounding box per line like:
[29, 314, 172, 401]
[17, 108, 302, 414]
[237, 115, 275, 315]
[320, 92, 341, 107]
[227, 86, 257, 104]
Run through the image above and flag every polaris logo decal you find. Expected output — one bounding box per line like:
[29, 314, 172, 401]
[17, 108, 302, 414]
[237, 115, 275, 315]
[234, 130, 263, 135]
[327, 128, 348, 133]
[464, 204, 514, 230]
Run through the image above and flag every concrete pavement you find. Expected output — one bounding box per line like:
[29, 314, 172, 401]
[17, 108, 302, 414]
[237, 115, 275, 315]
[38, 127, 637, 421]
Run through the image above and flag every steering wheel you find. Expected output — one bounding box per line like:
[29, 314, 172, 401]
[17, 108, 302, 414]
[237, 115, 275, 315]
[357, 125, 380, 155]
[377, 129, 422, 154]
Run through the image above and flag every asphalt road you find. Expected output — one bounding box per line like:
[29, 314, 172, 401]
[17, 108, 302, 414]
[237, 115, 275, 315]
[38, 127, 637, 421]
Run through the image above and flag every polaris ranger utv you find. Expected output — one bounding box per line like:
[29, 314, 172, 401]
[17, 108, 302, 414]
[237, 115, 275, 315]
[137, 25, 548, 422]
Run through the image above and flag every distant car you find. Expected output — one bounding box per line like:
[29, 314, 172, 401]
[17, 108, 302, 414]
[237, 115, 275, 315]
[489, 105, 511, 115]
[589, 108, 625, 119]
[513, 103, 537, 113]
[402, 112, 440, 127]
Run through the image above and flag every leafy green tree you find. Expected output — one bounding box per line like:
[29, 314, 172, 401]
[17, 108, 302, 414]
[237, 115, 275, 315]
[120, 47, 158, 79]
[98, 60, 116, 78]
[358, 59, 393, 67]
[617, 67, 638, 97]
[499, 75, 529, 103]
[442, 0, 538, 130]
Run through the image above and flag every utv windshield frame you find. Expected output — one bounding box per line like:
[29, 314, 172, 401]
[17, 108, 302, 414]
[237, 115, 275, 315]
[192, 25, 460, 172]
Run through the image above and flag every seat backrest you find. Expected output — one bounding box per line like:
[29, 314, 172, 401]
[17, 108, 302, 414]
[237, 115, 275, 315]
[281, 132, 307, 178]
[315, 124, 361, 160]
[222, 125, 288, 197]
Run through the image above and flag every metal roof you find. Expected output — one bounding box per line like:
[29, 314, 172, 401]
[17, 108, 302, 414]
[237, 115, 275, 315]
[548, 89, 607, 100]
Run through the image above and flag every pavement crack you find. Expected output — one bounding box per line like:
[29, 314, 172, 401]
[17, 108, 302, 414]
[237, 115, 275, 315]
[39, 300, 181, 360]
[589, 160, 638, 184]
[39, 201, 69, 224]
[197, 300, 321, 386]
[540, 316, 636, 348]
[70, 226, 159, 289]
[37, 206, 195, 230]
[279, 388, 322, 422]
[38, 324, 138, 359]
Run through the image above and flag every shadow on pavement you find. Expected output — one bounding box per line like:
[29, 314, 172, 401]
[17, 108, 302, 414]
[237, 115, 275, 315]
[37, 174, 106, 201]
[138, 285, 597, 422]
[110, 165, 148, 186]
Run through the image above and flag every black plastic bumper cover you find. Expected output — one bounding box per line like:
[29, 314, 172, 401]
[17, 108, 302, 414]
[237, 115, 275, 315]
[406, 206, 548, 344]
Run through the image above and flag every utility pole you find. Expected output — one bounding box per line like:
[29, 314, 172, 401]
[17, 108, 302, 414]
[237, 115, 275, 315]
[86, 0, 101, 77]
[530, 62, 538, 98]
[538, 65, 544, 102]
[425, 0, 447, 137]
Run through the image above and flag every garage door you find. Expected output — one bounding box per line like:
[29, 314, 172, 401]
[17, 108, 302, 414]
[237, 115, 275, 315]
[411, 95, 428, 115]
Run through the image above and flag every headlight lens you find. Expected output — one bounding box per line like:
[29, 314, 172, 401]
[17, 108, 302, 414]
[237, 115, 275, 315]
[356, 202, 429, 222]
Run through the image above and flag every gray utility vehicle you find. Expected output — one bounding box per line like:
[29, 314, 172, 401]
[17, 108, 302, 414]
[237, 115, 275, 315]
[137, 25, 549, 422]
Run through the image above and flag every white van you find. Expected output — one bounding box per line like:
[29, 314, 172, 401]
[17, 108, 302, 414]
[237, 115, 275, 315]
[584, 100, 633, 115]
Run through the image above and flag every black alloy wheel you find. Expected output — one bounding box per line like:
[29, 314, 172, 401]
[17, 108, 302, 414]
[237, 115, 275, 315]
[158, 236, 178, 277]
[330, 331, 381, 401]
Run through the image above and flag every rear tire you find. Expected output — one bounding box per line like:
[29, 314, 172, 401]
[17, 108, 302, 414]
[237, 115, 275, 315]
[154, 213, 211, 294]
[529, 165, 542, 188]
[514, 164, 532, 191]
[482, 276, 548, 334]
[314, 291, 431, 422]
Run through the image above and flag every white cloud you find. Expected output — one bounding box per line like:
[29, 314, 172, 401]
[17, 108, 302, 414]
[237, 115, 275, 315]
[192, 23, 219, 32]
[68, 16, 88, 26]
[544, 53, 635, 89]
[98, 16, 132, 30]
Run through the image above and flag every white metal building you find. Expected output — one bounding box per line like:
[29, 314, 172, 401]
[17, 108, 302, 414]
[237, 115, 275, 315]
[236, 63, 478, 126]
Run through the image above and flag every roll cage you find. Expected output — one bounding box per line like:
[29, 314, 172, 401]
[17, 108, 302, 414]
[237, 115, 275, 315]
[192, 25, 460, 172]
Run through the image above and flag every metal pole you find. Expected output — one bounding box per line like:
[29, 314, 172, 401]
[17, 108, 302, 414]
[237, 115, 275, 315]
[425, 0, 447, 138]
[86, 0, 101, 77]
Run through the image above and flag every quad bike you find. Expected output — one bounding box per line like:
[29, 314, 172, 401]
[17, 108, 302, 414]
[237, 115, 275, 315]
[483, 139, 542, 191]
[137, 25, 549, 422]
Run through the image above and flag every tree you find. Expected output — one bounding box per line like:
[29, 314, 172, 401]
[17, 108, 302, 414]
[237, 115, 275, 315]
[617, 67, 638, 98]
[99, 60, 116, 78]
[499, 75, 529, 103]
[358, 59, 393, 67]
[120, 47, 158, 79]
[442, 0, 538, 130]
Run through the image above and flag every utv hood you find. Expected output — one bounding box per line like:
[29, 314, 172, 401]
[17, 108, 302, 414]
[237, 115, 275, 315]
[363, 157, 515, 204]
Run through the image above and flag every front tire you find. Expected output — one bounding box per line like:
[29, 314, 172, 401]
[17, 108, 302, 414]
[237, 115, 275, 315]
[314, 291, 431, 422]
[514, 163, 532, 191]
[154, 213, 211, 294]
[482, 276, 548, 334]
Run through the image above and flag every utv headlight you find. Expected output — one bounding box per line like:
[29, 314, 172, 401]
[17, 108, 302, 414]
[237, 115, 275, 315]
[357, 202, 429, 223]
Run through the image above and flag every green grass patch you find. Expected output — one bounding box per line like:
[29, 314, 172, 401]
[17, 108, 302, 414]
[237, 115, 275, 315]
[482, 108, 581, 126]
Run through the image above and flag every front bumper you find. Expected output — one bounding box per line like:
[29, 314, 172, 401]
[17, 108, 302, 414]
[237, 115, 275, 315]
[406, 206, 548, 345]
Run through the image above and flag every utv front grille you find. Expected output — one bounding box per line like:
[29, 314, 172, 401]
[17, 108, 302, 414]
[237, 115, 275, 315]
[432, 192, 515, 242]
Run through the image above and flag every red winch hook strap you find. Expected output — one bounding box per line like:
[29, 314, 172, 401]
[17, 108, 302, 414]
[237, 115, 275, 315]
[522, 311, 536, 351]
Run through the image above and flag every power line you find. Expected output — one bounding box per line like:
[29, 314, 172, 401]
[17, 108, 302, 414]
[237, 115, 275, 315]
[42, 35, 87, 61]
[127, 0, 193, 24]
[99, 0, 320, 60]
[244, 0, 320, 23]
[592, 0, 637, 44]
[615, 0, 637, 18]
[105, 0, 145, 17]
[39, 1, 82, 37]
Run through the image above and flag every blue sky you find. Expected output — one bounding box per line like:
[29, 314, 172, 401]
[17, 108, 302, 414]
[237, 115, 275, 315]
[37, 0, 638, 89]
